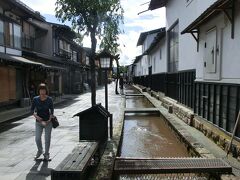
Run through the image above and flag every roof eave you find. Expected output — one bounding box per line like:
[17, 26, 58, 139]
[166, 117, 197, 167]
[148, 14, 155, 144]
[181, 0, 232, 34]
[145, 28, 166, 54]
[137, 28, 165, 46]
[10, 0, 46, 22]
[149, 0, 167, 10]
[137, 34, 146, 46]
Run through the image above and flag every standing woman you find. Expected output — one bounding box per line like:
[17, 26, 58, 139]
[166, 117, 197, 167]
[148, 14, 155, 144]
[31, 83, 54, 161]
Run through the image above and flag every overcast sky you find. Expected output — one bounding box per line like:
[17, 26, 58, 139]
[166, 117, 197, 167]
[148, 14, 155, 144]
[21, 0, 165, 65]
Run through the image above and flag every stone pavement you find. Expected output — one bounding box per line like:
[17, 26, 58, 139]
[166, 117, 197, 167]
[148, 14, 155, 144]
[0, 82, 123, 180]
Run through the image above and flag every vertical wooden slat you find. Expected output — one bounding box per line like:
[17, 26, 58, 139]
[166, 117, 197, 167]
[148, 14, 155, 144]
[219, 85, 223, 128]
[192, 71, 195, 109]
[226, 86, 230, 131]
[9, 67, 16, 100]
[207, 84, 210, 121]
[178, 73, 181, 103]
[188, 72, 190, 108]
[182, 72, 184, 103]
[185, 72, 187, 106]
[181, 72, 183, 103]
[198, 83, 201, 115]
[235, 86, 240, 137]
[176, 73, 178, 102]
[0, 66, 10, 102]
[194, 82, 197, 113]
[203, 84, 206, 118]
[184, 72, 187, 105]
[213, 84, 216, 124]
[191, 72, 192, 108]
[181, 72, 183, 104]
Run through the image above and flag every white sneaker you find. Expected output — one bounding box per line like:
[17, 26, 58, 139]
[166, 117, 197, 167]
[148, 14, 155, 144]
[34, 151, 42, 159]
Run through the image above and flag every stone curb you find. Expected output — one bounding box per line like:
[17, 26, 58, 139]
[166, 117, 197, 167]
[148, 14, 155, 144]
[90, 96, 125, 179]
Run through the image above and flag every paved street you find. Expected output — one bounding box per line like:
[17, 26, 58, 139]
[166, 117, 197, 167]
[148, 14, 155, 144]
[0, 82, 123, 180]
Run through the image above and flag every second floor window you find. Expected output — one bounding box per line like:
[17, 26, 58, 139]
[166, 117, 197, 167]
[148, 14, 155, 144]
[59, 39, 71, 58]
[22, 22, 35, 49]
[5, 22, 21, 49]
[13, 24, 21, 49]
[0, 20, 3, 45]
[5, 23, 13, 47]
[72, 51, 77, 61]
[86, 56, 89, 65]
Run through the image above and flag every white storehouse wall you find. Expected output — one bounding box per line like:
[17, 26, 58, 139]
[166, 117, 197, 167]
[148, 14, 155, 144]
[165, 0, 218, 72]
[149, 37, 167, 74]
[134, 60, 141, 77]
[141, 55, 149, 76]
[135, 32, 161, 77]
[196, 1, 240, 84]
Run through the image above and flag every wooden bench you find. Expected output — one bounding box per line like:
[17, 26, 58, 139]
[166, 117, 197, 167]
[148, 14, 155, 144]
[51, 141, 99, 180]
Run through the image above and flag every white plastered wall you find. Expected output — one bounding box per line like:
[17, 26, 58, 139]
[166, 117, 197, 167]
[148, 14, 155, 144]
[196, 1, 240, 84]
[165, 0, 218, 72]
[148, 37, 167, 74]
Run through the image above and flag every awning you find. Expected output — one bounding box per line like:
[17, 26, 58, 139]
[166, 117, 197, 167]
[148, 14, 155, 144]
[0, 53, 66, 71]
[0, 53, 42, 66]
[22, 50, 82, 69]
[181, 0, 235, 38]
[44, 65, 67, 71]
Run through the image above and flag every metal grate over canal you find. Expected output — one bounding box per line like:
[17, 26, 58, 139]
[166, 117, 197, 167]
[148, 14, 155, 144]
[119, 174, 209, 180]
[114, 158, 232, 174]
[114, 157, 232, 179]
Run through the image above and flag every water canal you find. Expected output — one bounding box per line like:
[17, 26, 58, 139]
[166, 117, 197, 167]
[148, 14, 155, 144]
[120, 86, 189, 158]
[116, 86, 210, 179]
[121, 114, 190, 158]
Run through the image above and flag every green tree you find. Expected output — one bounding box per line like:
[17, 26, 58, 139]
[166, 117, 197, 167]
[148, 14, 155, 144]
[74, 33, 84, 46]
[99, 18, 122, 95]
[55, 0, 123, 106]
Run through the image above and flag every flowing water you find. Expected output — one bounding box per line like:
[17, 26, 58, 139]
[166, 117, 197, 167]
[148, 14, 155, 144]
[121, 114, 189, 158]
[121, 87, 189, 158]
[117, 86, 207, 179]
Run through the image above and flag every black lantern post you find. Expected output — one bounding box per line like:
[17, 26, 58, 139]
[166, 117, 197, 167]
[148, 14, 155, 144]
[98, 51, 113, 111]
